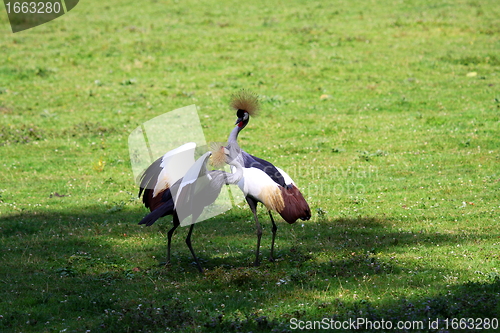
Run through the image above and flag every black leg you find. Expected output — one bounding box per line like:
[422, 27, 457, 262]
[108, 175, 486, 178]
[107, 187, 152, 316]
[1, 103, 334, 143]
[166, 213, 180, 265]
[185, 223, 203, 273]
[269, 211, 278, 262]
[246, 197, 262, 267]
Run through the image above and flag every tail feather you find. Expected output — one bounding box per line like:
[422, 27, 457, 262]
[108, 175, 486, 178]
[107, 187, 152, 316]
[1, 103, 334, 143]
[138, 157, 164, 202]
[138, 200, 175, 227]
[278, 185, 311, 224]
[142, 188, 171, 211]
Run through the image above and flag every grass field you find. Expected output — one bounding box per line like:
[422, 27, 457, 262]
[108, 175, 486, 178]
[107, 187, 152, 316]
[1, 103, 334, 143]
[1, 0, 499, 332]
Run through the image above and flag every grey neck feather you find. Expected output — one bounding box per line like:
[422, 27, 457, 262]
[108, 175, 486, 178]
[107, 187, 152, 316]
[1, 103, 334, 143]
[225, 159, 243, 184]
[208, 158, 243, 187]
[228, 125, 241, 145]
[227, 125, 246, 167]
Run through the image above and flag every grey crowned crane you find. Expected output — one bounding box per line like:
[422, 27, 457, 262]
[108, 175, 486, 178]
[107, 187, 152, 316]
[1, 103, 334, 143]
[138, 142, 196, 267]
[227, 90, 311, 266]
[138, 143, 243, 272]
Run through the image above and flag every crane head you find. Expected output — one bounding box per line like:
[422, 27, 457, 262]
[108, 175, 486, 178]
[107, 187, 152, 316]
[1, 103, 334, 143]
[235, 109, 249, 127]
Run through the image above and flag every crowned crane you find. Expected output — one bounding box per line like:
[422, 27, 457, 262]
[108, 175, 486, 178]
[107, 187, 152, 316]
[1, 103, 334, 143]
[227, 90, 311, 266]
[138, 142, 196, 266]
[138, 143, 243, 272]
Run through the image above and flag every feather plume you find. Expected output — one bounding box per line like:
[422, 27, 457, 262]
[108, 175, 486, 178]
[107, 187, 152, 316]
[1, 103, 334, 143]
[261, 185, 285, 213]
[230, 90, 259, 116]
[209, 142, 227, 168]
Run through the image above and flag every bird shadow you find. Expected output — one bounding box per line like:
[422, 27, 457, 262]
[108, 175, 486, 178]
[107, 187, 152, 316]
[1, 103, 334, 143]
[1, 208, 496, 272]
[2, 207, 499, 331]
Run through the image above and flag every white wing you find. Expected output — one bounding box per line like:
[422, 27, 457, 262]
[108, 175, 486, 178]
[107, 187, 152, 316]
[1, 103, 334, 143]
[153, 142, 196, 197]
[173, 151, 214, 226]
[238, 167, 277, 198]
[174, 151, 212, 208]
[275, 166, 295, 186]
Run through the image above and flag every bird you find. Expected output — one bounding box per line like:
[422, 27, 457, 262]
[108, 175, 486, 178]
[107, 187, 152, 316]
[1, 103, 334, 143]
[226, 90, 311, 266]
[137, 142, 197, 266]
[138, 142, 243, 272]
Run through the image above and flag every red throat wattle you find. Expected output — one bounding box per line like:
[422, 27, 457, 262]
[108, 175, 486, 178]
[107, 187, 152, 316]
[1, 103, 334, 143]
[238, 121, 244, 128]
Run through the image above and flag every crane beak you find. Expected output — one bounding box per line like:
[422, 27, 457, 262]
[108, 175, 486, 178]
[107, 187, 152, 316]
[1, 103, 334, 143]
[235, 118, 242, 125]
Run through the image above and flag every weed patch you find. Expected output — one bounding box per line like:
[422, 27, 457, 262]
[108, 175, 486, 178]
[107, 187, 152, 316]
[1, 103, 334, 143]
[0, 125, 45, 146]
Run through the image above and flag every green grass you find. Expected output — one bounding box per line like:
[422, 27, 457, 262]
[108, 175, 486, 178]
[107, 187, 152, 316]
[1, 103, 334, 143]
[1, 0, 499, 331]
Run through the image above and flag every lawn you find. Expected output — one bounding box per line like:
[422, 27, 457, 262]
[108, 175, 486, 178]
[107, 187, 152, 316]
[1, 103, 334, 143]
[0, 0, 499, 332]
